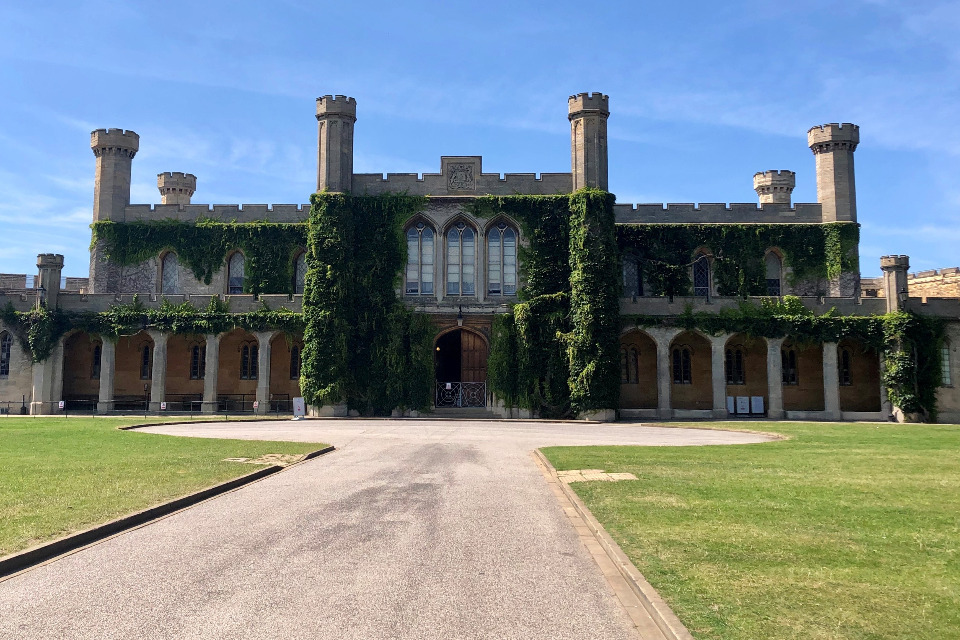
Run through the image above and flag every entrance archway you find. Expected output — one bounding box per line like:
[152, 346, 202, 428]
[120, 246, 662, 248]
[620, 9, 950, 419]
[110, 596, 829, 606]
[434, 329, 488, 407]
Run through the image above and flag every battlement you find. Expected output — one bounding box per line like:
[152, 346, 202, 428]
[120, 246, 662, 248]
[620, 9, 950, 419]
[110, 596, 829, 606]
[122, 203, 311, 223]
[37, 253, 64, 268]
[910, 267, 960, 279]
[807, 123, 859, 148]
[613, 202, 823, 224]
[880, 254, 910, 270]
[316, 95, 357, 119]
[158, 172, 197, 205]
[90, 128, 140, 151]
[568, 92, 609, 117]
[753, 170, 796, 204]
[752, 170, 796, 184]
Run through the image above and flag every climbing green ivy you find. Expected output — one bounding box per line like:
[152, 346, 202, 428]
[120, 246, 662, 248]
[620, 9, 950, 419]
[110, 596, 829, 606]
[90, 219, 308, 294]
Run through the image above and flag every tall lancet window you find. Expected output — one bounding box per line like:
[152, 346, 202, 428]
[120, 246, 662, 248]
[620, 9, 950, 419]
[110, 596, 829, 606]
[765, 252, 782, 296]
[161, 253, 180, 294]
[0, 332, 11, 378]
[405, 224, 434, 295]
[446, 223, 475, 296]
[294, 252, 307, 294]
[487, 223, 517, 296]
[228, 252, 245, 294]
[693, 254, 710, 297]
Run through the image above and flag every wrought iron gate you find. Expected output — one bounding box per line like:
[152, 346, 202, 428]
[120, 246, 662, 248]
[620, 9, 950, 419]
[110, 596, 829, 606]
[435, 382, 487, 408]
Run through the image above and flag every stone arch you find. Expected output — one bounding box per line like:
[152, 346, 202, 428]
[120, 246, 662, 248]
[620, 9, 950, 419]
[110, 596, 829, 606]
[61, 330, 101, 410]
[434, 326, 489, 407]
[781, 339, 824, 412]
[217, 328, 260, 411]
[838, 337, 881, 412]
[724, 333, 768, 414]
[619, 329, 657, 409]
[270, 332, 303, 411]
[669, 330, 712, 410]
[114, 330, 154, 410]
[165, 334, 206, 410]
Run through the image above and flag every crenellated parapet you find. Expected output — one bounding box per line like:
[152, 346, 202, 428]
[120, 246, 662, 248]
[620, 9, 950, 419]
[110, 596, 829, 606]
[157, 172, 197, 205]
[90, 128, 140, 158]
[808, 123, 860, 153]
[122, 203, 311, 223]
[613, 202, 823, 224]
[753, 170, 796, 204]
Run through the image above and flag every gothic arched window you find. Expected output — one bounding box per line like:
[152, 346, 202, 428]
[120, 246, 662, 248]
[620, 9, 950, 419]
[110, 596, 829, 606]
[839, 348, 852, 386]
[782, 348, 798, 385]
[620, 347, 639, 384]
[623, 255, 644, 297]
[0, 332, 11, 378]
[161, 252, 180, 295]
[765, 252, 782, 296]
[487, 223, 517, 296]
[91, 342, 102, 380]
[446, 222, 476, 296]
[190, 343, 206, 380]
[672, 347, 692, 384]
[693, 254, 710, 297]
[290, 345, 302, 380]
[228, 252, 245, 294]
[725, 347, 745, 385]
[241, 343, 259, 380]
[942, 341, 952, 387]
[405, 224, 434, 295]
[140, 344, 152, 380]
[294, 252, 307, 295]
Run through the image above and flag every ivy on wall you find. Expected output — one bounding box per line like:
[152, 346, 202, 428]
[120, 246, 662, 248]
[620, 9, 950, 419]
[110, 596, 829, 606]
[616, 222, 860, 297]
[1, 297, 305, 363]
[90, 219, 308, 294]
[299, 192, 433, 414]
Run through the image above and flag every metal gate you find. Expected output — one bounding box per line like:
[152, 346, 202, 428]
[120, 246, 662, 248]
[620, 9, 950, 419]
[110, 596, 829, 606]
[435, 382, 487, 407]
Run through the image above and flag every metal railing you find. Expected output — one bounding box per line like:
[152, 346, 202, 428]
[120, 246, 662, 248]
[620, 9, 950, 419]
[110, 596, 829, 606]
[435, 382, 487, 408]
[2, 395, 296, 418]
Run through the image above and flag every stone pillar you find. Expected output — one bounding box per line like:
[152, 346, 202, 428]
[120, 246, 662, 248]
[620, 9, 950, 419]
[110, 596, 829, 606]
[97, 339, 116, 413]
[30, 337, 64, 415]
[202, 333, 220, 414]
[649, 328, 679, 419]
[148, 331, 168, 412]
[766, 337, 784, 419]
[822, 342, 841, 420]
[36, 254, 64, 310]
[880, 255, 910, 313]
[255, 332, 273, 415]
[709, 335, 728, 417]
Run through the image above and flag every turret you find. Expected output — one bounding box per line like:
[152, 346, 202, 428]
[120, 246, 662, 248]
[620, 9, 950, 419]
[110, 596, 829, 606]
[568, 92, 609, 191]
[36, 253, 64, 309]
[316, 95, 357, 193]
[880, 254, 910, 313]
[91, 128, 139, 222]
[753, 170, 795, 204]
[808, 123, 859, 222]
[157, 172, 197, 205]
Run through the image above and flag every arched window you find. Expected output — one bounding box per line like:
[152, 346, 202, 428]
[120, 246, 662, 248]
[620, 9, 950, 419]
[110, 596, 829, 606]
[942, 342, 952, 386]
[725, 348, 745, 384]
[672, 347, 692, 384]
[161, 252, 180, 295]
[446, 222, 476, 296]
[622, 255, 644, 297]
[241, 343, 259, 380]
[294, 252, 307, 295]
[190, 344, 206, 380]
[91, 342, 102, 380]
[693, 254, 710, 297]
[781, 348, 798, 385]
[140, 344, 152, 380]
[228, 252, 245, 295]
[765, 252, 782, 296]
[0, 332, 11, 378]
[839, 348, 852, 386]
[290, 345, 301, 380]
[405, 224, 434, 295]
[487, 223, 517, 296]
[620, 347, 639, 384]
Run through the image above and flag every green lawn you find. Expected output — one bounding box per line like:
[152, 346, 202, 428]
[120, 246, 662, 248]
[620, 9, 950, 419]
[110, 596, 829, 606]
[542, 422, 960, 640]
[0, 417, 326, 557]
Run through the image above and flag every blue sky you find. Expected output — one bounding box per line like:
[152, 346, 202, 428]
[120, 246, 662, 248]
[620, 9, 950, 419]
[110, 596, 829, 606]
[1, 0, 958, 278]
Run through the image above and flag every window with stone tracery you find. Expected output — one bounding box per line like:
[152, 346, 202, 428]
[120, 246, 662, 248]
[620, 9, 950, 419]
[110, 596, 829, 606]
[725, 348, 745, 385]
[942, 342, 952, 387]
[487, 223, 517, 296]
[294, 252, 307, 295]
[405, 223, 434, 295]
[91, 342, 102, 380]
[290, 345, 302, 380]
[140, 344, 152, 380]
[190, 344, 206, 380]
[0, 332, 11, 378]
[228, 252, 245, 294]
[241, 343, 258, 380]
[446, 222, 475, 296]
[672, 347, 692, 384]
[765, 252, 782, 296]
[693, 254, 710, 297]
[161, 252, 180, 295]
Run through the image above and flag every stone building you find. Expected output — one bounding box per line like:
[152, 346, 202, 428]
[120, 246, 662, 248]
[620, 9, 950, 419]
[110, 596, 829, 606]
[1, 92, 959, 422]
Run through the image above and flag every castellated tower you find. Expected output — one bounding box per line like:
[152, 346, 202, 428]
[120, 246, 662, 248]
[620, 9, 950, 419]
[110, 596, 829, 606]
[880, 254, 910, 313]
[157, 172, 197, 205]
[568, 92, 609, 191]
[808, 123, 859, 222]
[753, 170, 796, 204]
[316, 95, 357, 193]
[91, 128, 139, 222]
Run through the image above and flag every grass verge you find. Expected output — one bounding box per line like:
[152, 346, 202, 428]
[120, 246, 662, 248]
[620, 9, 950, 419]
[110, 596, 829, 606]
[1, 417, 326, 557]
[541, 421, 960, 640]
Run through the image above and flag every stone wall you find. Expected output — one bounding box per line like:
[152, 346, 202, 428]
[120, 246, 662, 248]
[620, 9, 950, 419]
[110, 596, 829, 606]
[0, 320, 33, 406]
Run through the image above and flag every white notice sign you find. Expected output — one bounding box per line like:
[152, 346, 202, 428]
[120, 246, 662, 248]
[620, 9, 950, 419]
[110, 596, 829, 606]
[160, 402, 167, 411]
[292, 397, 306, 418]
[253, 400, 259, 410]
[736, 396, 750, 414]
[58, 400, 65, 410]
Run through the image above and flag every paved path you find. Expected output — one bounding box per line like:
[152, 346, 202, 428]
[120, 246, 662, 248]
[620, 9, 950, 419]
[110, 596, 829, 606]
[0, 420, 772, 639]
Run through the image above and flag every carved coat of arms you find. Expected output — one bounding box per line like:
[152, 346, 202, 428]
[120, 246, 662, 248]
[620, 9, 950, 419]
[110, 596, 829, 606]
[447, 163, 475, 191]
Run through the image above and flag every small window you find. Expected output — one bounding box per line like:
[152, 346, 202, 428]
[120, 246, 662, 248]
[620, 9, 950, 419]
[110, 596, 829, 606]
[290, 345, 302, 380]
[446, 222, 476, 296]
[406, 224, 435, 295]
[623, 256, 644, 297]
[487, 223, 517, 296]
[781, 348, 798, 385]
[839, 348, 852, 386]
[294, 252, 307, 295]
[765, 252, 782, 296]
[725, 348, 745, 385]
[693, 254, 710, 297]
[942, 344, 952, 386]
[0, 332, 11, 378]
[140, 344, 152, 380]
[228, 252, 245, 295]
[620, 347, 639, 384]
[161, 253, 180, 295]
[91, 342, 102, 380]
[190, 344, 206, 380]
[241, 343, 259, 380]
[672, 347, 692, 384]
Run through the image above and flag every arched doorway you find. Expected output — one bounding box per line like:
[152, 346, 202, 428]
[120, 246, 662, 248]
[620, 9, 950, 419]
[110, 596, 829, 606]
[435, 329, 488, 407]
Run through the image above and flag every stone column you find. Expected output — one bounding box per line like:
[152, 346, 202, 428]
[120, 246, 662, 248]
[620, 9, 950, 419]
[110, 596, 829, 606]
[202, 333, 220, 414]
[766, 337, 784, 419]
[255, 332, 273, 415]
[97, 339, 116, 413]
[648, 328, 679, 419]
[148, 331, 168, 412]
[709, 335, 728, 417]
[822, 342, 841, 420]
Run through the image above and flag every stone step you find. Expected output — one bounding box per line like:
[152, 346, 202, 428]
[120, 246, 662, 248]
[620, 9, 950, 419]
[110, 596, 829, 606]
[428, 407, 500, 420]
